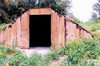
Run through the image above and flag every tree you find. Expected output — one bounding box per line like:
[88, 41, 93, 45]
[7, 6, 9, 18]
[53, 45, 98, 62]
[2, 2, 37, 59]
[0, 0, 72, 23]
[93, 0, 100, 19]
[91, 12, 99, 21]
[37, 0, 71, 15]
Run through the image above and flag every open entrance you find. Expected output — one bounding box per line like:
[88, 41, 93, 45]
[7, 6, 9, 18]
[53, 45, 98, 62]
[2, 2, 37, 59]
[29, 15, 51, 47]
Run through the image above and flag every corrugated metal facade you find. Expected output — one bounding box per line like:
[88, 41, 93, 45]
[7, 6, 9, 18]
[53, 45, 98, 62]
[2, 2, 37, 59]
[0, 8, 94, 48]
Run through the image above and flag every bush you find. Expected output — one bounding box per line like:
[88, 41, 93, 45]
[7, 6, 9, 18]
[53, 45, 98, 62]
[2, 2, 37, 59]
[80, 59, 100, 66]
[0, 45, 27, 66]
[0, 23, 8, 31]
[8, 53, 28, 66]
[82, 38, 100, 59]
[20, 53, 49, 66]
[91, 26, 97, 32]
[45, 48, 60, 61]
[0, 38, 99, 66]
[60, 38, 100, 64]
[66, 40, 84, 64]
[0, 45, 51, 66]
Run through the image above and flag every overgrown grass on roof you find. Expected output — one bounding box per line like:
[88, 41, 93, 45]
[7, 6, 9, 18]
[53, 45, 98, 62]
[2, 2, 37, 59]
[81, 21, 100, 40]
[73, 19, 100, 40]
[0, 23, 8, 31]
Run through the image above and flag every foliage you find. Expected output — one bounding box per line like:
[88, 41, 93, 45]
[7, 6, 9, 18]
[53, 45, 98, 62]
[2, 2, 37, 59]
[84, 21, 100, 31]
[0, 23, 8, 31]
[60, 62, 67, 66]
[37, 0, 71, 15]
[0, 38, 100, 66]
[0, 45, 50, 66]
[82, 39, 99, 59]
[91, 12, 99, 21]
[45, 48, 60, 61]
[58, 38, 100, 64]
[80, 60, 100, 66]
[8, 53, 28, 66]
[66, 40, 84, 64]
[0, 45, 22, 66]
[79, 21, 100, 40]
[68, 60, 100, 66]
[93, 0, 100, 19]
[73, 18, 82, 24]
[0, 0, 71, 24]
[20, 53, 49, 66]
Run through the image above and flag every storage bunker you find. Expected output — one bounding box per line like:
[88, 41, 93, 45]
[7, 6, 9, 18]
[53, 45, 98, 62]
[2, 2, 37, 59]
[0, 8, 94, 49]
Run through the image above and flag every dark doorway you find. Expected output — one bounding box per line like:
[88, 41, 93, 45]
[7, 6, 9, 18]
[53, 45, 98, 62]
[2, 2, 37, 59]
[29, 15, 51, 47]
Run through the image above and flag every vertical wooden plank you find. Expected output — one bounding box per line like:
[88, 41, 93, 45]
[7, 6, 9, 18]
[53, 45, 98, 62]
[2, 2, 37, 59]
[16, 17, 22, 48]
[7, 24, 12, 46]
[51, 10, 59, 48]
[59, 16, 65, 46]
[0, 31, 4, 44]
[21, 11, 29, 48]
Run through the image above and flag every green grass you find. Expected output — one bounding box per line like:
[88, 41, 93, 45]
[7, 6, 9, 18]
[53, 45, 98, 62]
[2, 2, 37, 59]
[73, 19, 100, 40]
[84, 21, 100, 31]
[83, 22, 100, 40]
[57, 38, 100, 65]
[76, 21, 100, 40]
[0, 23, 8, 31]
[0, 38, 100, 66]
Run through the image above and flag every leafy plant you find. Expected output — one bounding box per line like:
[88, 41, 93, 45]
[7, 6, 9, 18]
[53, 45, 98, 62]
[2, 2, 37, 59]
[8, 53, 28, 66]
[45, 48, 60, 61]
[0, 23, 8, 31]
[83, 38, 100, 59]
[20, 53, 49, 66]
[59, 38, 100, 64]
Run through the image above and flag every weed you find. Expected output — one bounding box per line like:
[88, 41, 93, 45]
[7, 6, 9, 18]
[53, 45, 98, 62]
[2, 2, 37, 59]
[0, 23, 8, 31]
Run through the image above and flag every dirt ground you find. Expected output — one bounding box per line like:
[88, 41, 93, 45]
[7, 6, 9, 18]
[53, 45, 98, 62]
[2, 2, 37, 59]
[19, 47, 50, 57]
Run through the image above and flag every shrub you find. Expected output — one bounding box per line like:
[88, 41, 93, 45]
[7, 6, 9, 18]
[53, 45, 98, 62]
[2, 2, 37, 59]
[8, 52, 28, 66]
[80, 59, 100, 66]
[0, 23, 8, 31]
[60, 62, 67, 66]
[91, 26, 97, 32]
[0, 52, 6, 66]
[61, 38, 100, 64]
[83, 38, 100, 59]
[20, 53, 49, 66]
[45, 48, 60, 61]
[0, 45, 23, 66]
[66, 40, 85, 64]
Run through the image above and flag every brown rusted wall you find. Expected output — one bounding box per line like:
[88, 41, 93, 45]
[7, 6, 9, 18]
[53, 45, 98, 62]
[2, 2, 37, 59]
[65, 18, 93, 43]
[0, 8, 93, 48]
[51, 10, 65, 47]
[0, 10, 29, 48]
[21, 11, 29, 48]
[0, 31, 4, 44]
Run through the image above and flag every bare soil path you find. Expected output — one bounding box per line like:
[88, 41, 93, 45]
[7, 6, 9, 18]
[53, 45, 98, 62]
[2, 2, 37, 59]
[19, 47, 50, 57]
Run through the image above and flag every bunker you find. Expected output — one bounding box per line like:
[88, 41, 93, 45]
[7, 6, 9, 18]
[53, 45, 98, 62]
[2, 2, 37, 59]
[0, 8, 94, 49]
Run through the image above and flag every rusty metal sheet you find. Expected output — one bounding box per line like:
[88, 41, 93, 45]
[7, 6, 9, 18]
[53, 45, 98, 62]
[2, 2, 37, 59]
[7, 24, 12, 46]
[79, 28, 81, 39]
[0, 31, 4, 43]
[21, 11, 29, 48]
[3, 27, 9, 45]
[9, 22, 17, 47]
[51, 11, 59, 47]
[59, 16, 65, 46]
[16, 17, 22, 48]
[0, 8, 94, 49]
[65, 20, 71, 41]
[76, 27, 80, 39]
[29, 8, 51, 15]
